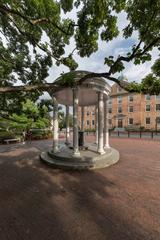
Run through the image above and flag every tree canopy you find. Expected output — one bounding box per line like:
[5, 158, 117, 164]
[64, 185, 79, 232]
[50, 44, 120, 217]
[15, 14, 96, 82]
[0, 0, 160, 112]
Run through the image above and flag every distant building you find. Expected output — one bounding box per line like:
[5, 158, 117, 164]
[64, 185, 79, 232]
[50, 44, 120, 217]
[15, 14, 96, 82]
[78, 83, 160, 130]
[108, 84, 160, 130]
[78, 105, 95, 130]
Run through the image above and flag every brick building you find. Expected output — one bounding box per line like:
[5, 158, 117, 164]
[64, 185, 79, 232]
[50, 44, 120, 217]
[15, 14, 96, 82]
[78, 105, 96, 130]
[78, 83, 160, 130]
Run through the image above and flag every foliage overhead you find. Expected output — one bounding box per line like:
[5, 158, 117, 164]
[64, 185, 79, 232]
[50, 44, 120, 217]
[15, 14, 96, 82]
[0, 0, 160, 113]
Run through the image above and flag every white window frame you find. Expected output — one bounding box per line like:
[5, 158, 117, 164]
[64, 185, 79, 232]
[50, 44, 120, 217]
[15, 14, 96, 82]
[117, 106, 122, 113]
[128, 95, 134, 102]
[156, 104, 160, 111]
[117, 96, 122, 104]
[128, 106, 134, 113]
[146, 117, 151, 125]
[128, 118, 133, 125]
[145, 104, 150, 112]
[108, 97, 112, 105]
[108, 108, 112, 114]
[87, 120, 90, 126]
[145, 94, 151, 101]
[156, 117, 160, 125]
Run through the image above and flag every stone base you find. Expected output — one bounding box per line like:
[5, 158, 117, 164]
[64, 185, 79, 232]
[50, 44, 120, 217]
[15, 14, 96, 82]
[40, 144, 119, 170]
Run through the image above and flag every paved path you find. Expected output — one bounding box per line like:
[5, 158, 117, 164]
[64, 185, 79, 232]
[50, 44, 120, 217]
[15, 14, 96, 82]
[0, 138, 160, 240]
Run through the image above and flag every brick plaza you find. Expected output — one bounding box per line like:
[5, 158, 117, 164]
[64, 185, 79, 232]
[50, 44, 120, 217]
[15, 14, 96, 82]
[0, 137, 160, 240]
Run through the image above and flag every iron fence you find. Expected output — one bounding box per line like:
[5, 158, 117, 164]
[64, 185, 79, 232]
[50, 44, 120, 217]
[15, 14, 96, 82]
[109, 130, 160, 140]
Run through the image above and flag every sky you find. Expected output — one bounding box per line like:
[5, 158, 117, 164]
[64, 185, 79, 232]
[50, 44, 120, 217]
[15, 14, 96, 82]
[44, 10, 159, 85]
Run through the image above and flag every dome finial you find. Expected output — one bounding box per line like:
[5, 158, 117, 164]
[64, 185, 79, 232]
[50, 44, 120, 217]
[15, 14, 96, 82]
[118, 73, 128, 81]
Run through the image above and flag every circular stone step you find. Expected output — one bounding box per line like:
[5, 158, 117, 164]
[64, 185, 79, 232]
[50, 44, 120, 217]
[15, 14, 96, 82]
[40, 147, 119, 170]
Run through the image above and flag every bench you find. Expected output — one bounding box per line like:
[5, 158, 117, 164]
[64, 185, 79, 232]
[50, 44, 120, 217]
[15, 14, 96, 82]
[4, 138, 20, 144]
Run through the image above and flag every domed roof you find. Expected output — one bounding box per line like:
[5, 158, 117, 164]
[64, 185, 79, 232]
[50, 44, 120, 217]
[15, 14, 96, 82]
[53, 70, 111, 106]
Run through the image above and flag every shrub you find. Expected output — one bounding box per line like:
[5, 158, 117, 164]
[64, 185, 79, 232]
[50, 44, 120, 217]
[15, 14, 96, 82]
[0, 131, 17, 143]
[30, 129, 52, 140]
[84, 128, 95, 132]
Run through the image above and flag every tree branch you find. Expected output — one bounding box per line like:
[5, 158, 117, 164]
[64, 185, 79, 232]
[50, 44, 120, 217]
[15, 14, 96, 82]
[5, 14, 76, 66]
[0, 82, 67, 94]
[79, 36, 159, 88]
[5, 14, 60, 62]
[78, 9, 160, 89]
[31, 18, 73, 36]
[108, 40, 142, 75]
[0, 4, 73, 36]
[136, 38, 160, 57]
[78, 72, 129, 90]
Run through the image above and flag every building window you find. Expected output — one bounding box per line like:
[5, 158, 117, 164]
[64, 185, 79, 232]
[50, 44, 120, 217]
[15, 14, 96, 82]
[128, 95, 134, 102]
[92, 111, 95, 115]
[146, 105, 150, 111]
[146, 117, 150, 125]
[156, 95, 160, 100]
[87, 120, 90, 126]
[128, 118, 133, 125]
[118, 107, 122, 113]
[156, 104, 160, 111]
[108, 108, 112, 114]
[109, 119, 112, 125]
[156, 117, 160, 124]
[145, 94, 151, 101]
[128, 106, 133, 112]
[117, 96, 122, 104]
[87, 111, 90, 116]
[92, 120, 95, 126]
[108, 97, 112, 105]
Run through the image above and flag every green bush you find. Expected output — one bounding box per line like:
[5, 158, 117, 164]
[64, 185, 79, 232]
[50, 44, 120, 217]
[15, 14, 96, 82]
[0, 131, 18, 143]
[0, 128, 52, 143]
[125, 126, 142, 132]
[109, 127, 115, 131]
[84, 128, 95, 132]
[30, 129, 52, 140]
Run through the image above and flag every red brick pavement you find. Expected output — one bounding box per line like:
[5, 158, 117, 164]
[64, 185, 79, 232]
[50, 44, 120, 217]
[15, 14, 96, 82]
[0, 138, 160, 240]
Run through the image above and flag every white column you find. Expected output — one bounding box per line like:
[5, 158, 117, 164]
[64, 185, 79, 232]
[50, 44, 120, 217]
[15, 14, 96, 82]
[104, 98, 110, 149]
[53, 97, 59, 153]
[73, 87, 80, 156]
[81, 106, 84, 131]
[97, 92, 105, 154]
[95, 105, 98, 144]
[65, 105, 70, 145]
